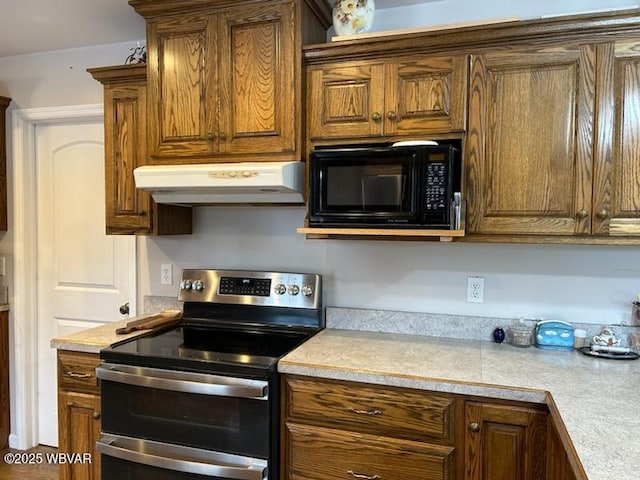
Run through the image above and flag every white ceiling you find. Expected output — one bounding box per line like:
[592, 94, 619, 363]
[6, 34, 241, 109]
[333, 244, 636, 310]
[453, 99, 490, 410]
[0, 0, 433, 58]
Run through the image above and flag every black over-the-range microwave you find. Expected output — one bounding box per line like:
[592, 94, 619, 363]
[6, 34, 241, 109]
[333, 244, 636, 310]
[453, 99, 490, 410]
[308, 141, 461, 229]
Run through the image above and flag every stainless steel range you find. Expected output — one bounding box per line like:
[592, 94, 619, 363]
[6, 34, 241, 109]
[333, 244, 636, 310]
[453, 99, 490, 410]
[96, 269, 323, 480]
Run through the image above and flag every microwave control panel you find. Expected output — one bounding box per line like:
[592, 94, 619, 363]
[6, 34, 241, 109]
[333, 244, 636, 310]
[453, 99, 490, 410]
[424, 162, 448, 213]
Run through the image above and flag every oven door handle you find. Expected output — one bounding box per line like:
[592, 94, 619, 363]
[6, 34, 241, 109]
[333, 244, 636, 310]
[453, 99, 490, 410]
[96, 363, 268, 399]
[97, 434, 268, 480]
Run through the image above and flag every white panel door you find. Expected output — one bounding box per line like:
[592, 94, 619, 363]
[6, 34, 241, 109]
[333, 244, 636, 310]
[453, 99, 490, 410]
[35, 121, 136, 447]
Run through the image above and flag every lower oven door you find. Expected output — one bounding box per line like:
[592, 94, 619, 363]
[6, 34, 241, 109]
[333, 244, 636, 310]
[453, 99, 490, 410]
[96, 363, 271, 459]
[98, 434, 267, 480]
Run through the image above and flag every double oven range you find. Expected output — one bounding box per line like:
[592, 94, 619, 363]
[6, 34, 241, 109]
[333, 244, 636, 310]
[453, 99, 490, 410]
[96, 269, 323, 480]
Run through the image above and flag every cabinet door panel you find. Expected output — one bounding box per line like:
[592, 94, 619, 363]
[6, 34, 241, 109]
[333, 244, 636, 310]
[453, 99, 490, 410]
[307, 62, 385, 140]
[104, 83, 156, 233]
[595, 40, 640, 236]
[218, 3, 296, 156]
[147, 14, 217, 159]
[465, 402, 547, 480]
[387, 55, 467, 135]
[466, 46, 595, 235]
[58, 391, 101, 480]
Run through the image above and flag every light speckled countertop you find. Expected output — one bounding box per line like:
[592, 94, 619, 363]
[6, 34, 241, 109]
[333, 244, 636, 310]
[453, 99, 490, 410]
[279, 329, 640, 480]
[50, 314, 159, 353]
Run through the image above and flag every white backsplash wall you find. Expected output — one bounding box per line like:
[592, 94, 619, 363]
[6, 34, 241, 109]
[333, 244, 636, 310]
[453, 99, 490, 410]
[139, 206, 640, 327]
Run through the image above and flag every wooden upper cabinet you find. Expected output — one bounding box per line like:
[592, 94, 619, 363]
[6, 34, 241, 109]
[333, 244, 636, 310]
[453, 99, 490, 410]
[136, 0, 331, 163]
[593, 40, 640, 236]
[465, 402, 547, 480]
[465, 44, 596, 236]
[89, 65, 192, 235]
[308, 54, 468, 142]
[218, 4, 296, 155]
[147, 13, 217, 158]
[0, 96, 10, 232]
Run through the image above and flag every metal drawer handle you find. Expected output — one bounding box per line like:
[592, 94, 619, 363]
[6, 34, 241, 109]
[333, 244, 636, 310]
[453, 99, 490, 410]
[347, 470, 381, 480]
[97, 434, 267, 480]
[65, 371, 92, 379]
[96, 363, 268, 399]
[347, 407, 382, 416]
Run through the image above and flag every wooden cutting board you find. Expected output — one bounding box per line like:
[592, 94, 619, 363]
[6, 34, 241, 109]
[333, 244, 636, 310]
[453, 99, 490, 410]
[116, 309, 183, 334]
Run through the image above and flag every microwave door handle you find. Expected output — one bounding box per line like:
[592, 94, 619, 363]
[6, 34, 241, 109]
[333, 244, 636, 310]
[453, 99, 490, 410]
[97, 435, 268, 480]
[96, 364, 268, 399]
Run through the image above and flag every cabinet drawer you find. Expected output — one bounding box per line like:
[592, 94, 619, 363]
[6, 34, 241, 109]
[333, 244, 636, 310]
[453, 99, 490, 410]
[57, 350, 100, 394]
[284, 376, 456, 443]
[285, 422, 455, 480]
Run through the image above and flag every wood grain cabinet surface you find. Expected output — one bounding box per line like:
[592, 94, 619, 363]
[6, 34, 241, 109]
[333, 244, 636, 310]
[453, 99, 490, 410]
[307, 55, 467, 143]
[0, 97, 10, 232]
[88, 64, 192, 235]
[465, 43, 596, 237]
[130, 0, 331, 164]
[466, 39, 640, 240]
[303, 11, 640, 244]
[282, 375, 459, 480]
[464, 401, 548, 480]
[57, 350, 101, 480]
[593, 40, 640, 237]
[283, 375, 586, 480]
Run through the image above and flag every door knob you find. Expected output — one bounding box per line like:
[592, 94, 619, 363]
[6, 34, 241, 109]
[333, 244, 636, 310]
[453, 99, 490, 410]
[469, 422, 481, 433]
[119, 302, 130, 315]
[596, 209, 609, 219]
[92, 411, 101, 420]
[387, 111, 398, 121]
[577, 209, 589, 219]
[371, 112, 382, 122]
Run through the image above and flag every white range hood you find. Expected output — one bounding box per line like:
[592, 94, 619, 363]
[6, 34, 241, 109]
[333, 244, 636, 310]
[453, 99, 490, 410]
[133, 162, 305, 204]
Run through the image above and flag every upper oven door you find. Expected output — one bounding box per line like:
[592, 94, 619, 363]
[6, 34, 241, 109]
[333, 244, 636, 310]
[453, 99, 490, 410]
[97, 364, 271, 459]
[309, 147, 420, 226]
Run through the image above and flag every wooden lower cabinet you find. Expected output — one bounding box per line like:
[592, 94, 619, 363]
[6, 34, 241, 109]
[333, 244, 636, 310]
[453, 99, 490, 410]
[282, 375, 460, 480]
[286, 423, 455, 480]
[57, 350, 101, 480]
[283, 375, 585, 480]
[464, 401, 548, 480]
[546, 415, 583, 480]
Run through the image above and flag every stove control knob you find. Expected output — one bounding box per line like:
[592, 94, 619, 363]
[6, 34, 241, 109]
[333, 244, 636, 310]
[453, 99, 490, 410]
[274, 283, 286, 295]
[193, 280, 204, 291]
[301, 284, 314, 297]
[288, 284, 300, 296]
[181, 280, 192, 291]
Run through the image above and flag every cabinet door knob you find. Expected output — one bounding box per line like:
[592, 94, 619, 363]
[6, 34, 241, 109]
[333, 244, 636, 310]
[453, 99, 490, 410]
[206, 133, 214, 140]
[597, 209, 609, 219]
[577, 209, 589, 219]
[387, 110, 398, 121]
[119, 302, 129, 315]
[371, 112, 382, 122]
[92, 411, 101, 420]
[469, 422, 480, 433]
[219, 132, 227, 140]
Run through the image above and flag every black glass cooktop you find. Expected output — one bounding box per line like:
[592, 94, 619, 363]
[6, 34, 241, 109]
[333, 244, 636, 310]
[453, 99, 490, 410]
[101, 324, 314, 379]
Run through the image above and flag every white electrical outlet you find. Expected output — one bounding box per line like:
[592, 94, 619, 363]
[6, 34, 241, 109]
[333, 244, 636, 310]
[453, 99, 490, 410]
[160, 264, 173, 286]
[467, 276, 484, 303]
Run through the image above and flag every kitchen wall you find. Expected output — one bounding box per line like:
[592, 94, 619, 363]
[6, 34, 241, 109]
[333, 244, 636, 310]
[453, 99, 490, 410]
[0, 0, 639, 332]
[370, 0, 639, 33]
